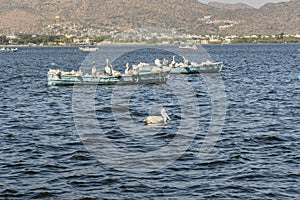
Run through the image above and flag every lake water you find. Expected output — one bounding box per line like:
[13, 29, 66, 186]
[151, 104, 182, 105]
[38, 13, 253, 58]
[0, 44, 299, 199]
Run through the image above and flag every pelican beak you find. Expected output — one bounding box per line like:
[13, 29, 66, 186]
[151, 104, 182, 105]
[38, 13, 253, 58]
[164, 111, 171, 121]
[166, 113, 171, 121]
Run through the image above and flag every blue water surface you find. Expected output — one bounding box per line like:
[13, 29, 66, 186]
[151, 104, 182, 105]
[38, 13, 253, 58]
[0, 44, 299, 199]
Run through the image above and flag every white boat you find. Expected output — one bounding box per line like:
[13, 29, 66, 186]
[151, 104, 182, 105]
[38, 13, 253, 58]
[0, 47, 18, 52]
[79, 47, 99, 52]
[179, 44, 198, 50]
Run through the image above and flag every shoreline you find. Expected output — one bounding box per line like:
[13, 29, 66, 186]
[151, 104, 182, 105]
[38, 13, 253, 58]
[1, 42, 300, 48]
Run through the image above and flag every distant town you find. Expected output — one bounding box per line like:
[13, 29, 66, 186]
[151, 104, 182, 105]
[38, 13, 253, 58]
[1, 21, 300, 46]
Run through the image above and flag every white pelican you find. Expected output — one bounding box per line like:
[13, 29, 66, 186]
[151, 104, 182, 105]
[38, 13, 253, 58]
[169, 55, 176, 68]
[190, 61, 200, 67]
[132, 64, 140, 73]
[162, 58, 169, 66]
[125, 63, 133, 75]
[143, 109, 171, 125]
[154, 59, 162, 67]
[104, 59, 112, 75]
[137, 62, 150, 67]
[180, 56, 189, 68]
[76, 70, 83, 77]
[131, 64, 140, 82]
[162, 65, 172, 72]
[175, 62, 181, 68]
[110, 64, 122, 77]
[92, 61, 97, 76]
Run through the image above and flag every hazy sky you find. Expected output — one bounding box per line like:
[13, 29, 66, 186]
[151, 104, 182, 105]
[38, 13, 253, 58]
[199, 0, 290, 8]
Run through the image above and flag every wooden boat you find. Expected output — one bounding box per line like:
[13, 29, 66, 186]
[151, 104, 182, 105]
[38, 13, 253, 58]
[79, 47, 99, 52]
[179, 44, 198, 50]
[47, 69, 169, 86]
[170, 61, 224, 74]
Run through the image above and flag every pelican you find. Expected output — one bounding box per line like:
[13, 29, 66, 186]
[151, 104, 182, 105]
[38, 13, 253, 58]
[104, 59, 112, 75]
[125, 63, 133, 75]
[190, 61, 200, 67]
[162, 58, 169, 66]
[131, 64, 140, 82]
[175, 62, 181, 68]
[137, 62, 150, 67]
[143, 109, 171, 125]
[132, 64, 140, 73]
[110, 64, 122, 77]
[154, 59, 162, 67]
[76, 70, 83, 77]
[183, 56, 189, 68]
[92, 61, 97, 76]
[162, 65, 172, 72]
[182, 56, 188, 63]
[169, 55, 176, 68]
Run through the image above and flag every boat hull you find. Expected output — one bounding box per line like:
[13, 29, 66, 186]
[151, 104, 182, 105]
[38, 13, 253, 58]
[47, 72, 169, 86]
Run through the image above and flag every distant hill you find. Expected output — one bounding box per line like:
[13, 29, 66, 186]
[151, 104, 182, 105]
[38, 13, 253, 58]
[0, 0, 299, 35]
[218, 0, 300, 35]
[207, 2, 253, 10]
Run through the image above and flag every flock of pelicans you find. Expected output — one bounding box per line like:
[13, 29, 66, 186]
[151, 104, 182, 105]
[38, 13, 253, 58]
[50, 56, 200, 125]
[50, 55, 201, 79]
[93, 55, 195, 78]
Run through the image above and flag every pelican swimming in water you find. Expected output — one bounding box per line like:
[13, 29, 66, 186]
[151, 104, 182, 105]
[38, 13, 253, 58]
[143, 109, 171, 125]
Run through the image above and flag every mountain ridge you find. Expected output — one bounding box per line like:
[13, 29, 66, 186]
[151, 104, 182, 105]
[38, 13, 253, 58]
[207, 2, 254, 10]
[0, 0, 299, 35]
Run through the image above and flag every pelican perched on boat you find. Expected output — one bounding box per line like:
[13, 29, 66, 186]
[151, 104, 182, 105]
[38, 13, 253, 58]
[162, 65, 173, 72]
[154, 59, 162, 67]
[92, 61, 97, 77]
[132, 64, 140, 73]
[143, 109, 171, 125]
[190, 61, 200, 67]
[182, 56, 189, 68]
[125, 63, 133, 75]
[104, 59, 112, 76]
[137, 62, 150, 68]
[162, 58, 169, 66]
[110, 64, 122, 77]
[76, 69, 83, 77]
[128, 64, 140, 82]
[169, 55, 176, 68]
